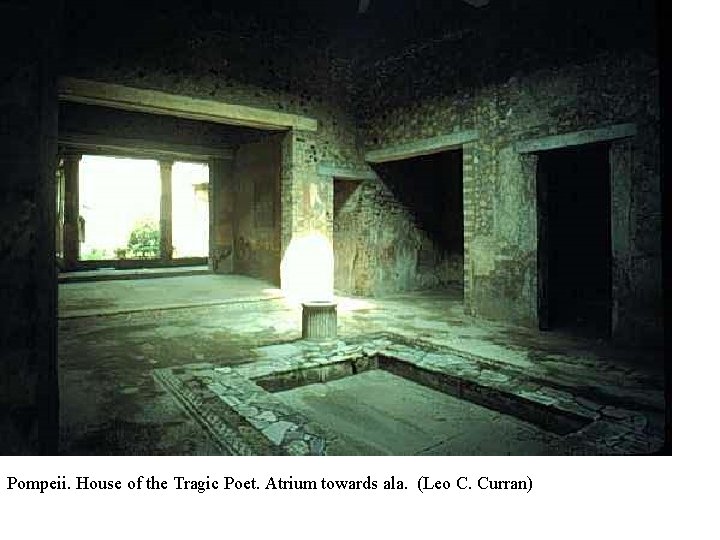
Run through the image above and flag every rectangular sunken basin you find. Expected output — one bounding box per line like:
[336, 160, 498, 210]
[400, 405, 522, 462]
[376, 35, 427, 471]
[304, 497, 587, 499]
[154, 339, 615, 456]
[251, 355, 593, 455]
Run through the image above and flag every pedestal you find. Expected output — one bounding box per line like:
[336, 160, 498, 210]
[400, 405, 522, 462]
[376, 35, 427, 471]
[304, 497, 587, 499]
[302, 301, 337, 341]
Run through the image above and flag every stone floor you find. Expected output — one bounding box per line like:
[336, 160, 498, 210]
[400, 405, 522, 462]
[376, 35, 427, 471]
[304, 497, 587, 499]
[58, 274, 666, 455]
[60, 274, 282, 318]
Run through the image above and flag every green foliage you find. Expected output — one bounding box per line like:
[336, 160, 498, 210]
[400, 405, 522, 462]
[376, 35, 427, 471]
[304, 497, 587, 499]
[84, 248, 109, 261]
[126, 219, 160, 259]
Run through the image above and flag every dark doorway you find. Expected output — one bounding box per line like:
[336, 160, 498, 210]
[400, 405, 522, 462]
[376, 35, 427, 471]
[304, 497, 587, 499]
[537, 143, 612, 337]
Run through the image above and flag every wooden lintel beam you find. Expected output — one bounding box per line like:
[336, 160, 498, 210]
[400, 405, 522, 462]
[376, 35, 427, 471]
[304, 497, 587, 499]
[59, 132, 234, 161]
[58, 77, 318, 132]
[317, 163, 378, 181]
[365, 130, 480, 163]
[514, 124, 637, 154]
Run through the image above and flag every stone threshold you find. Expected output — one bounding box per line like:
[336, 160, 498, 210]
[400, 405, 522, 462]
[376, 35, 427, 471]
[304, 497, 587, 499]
[59, 294, 285, 320]
[59, 265, 209, 284]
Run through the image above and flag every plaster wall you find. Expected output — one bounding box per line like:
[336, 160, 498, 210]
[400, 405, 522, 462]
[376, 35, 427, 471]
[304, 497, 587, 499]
[233, 135, 282, 284]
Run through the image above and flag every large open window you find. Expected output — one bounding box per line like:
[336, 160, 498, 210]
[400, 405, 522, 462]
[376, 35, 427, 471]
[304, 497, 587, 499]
[70, 155, 209, 267]
[79, 156, 161, 261]
[171, 162, 210, 258]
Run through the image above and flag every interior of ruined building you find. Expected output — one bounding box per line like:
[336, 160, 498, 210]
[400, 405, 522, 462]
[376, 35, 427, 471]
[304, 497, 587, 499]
[0, 0, 667, 455]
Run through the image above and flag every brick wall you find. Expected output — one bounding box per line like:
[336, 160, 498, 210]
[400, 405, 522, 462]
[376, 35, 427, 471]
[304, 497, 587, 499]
[355, 47, 662, 342]
[59, 0, 663, 341]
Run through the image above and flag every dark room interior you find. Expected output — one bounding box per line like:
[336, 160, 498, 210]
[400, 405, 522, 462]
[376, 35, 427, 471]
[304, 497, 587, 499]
[0, 0, 667, 456]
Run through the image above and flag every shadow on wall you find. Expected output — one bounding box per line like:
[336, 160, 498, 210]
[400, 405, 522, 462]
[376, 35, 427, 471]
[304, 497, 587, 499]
[333, 150, 464, 296]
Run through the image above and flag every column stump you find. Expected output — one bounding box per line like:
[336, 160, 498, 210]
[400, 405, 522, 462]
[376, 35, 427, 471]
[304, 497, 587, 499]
[301, 301, 337, 341]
